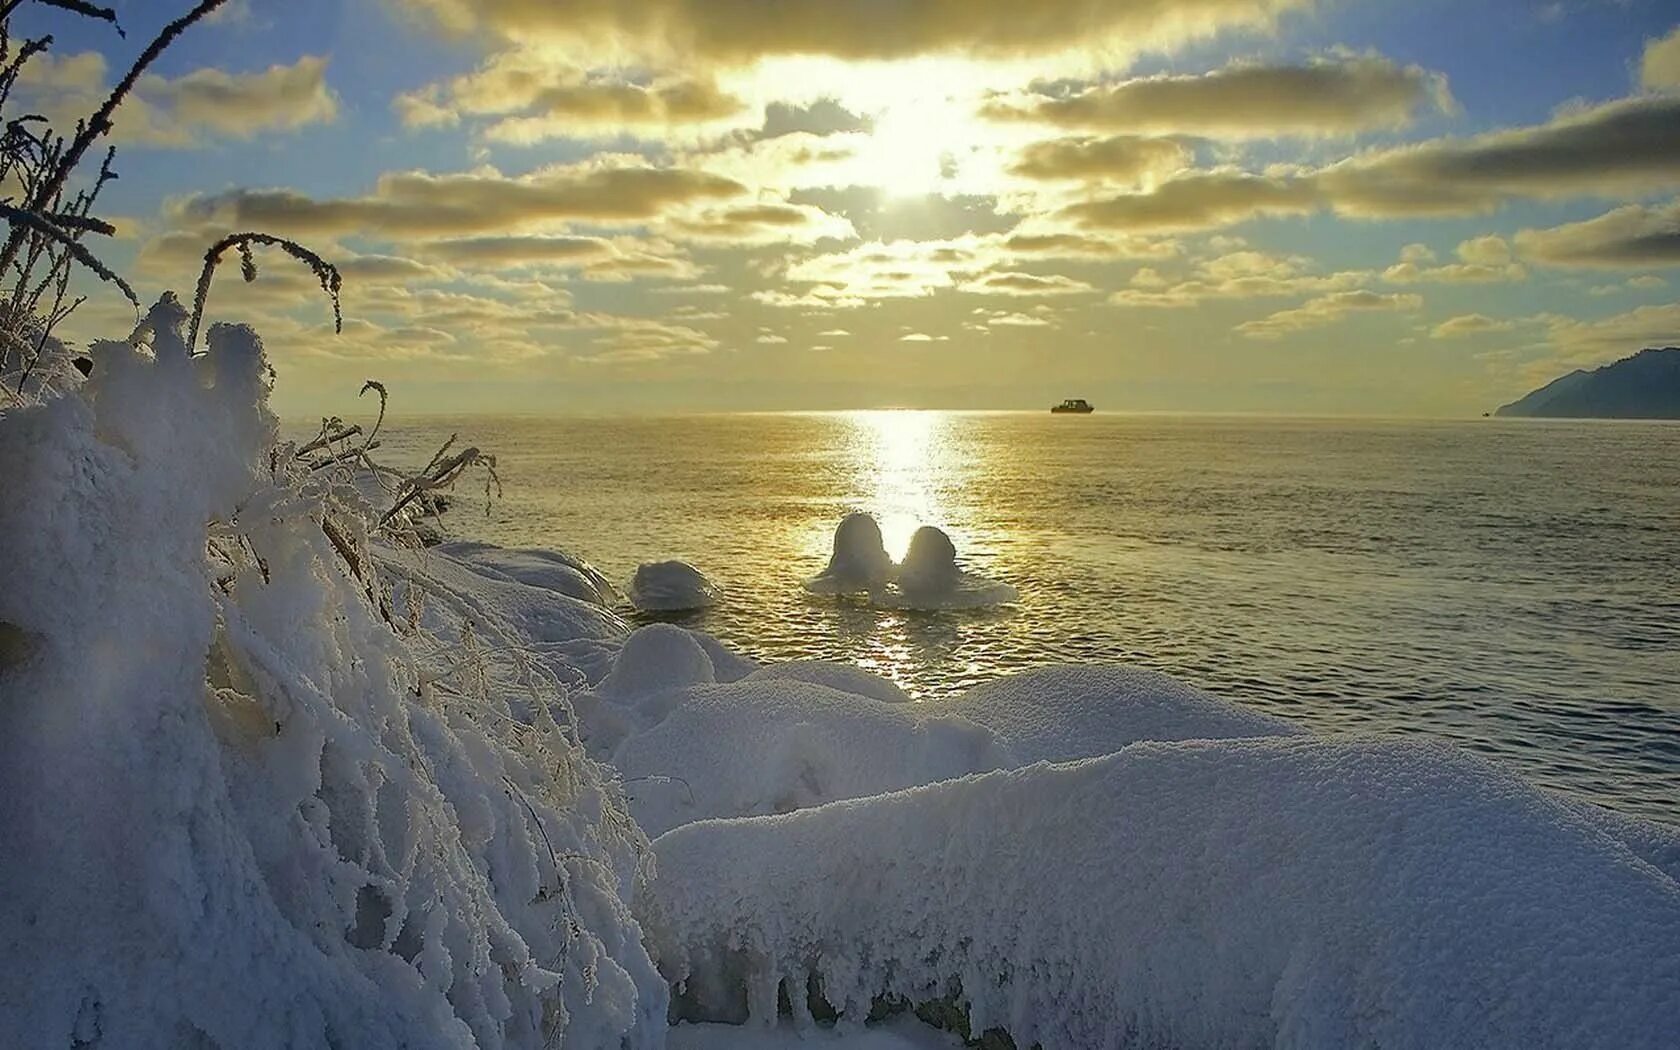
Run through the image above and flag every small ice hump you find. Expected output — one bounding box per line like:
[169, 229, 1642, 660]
[881, 525, 1018, 610]
[804, 511, 894, 594]
[630, 559, 723, 612]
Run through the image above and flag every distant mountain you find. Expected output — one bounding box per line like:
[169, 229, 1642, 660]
[1495, 347, 1680, 419]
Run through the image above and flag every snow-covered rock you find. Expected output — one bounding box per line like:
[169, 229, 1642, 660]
[614, 677, 1008, 837]
[958, 664, 1303, 763]
[644, 737, 1680, 1048]
[744, 660, 912, 704]
[630, 559, 723, 612]
[887, 525, 1017, 609]
[805, 512, 893, 594]
[437, 539, 619, 606]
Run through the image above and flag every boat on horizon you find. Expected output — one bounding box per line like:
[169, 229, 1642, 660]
[1051, 398, 1095, 414]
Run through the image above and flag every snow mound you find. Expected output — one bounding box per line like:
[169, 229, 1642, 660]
[958, 664, 1303, 763]
[598, 623, 720, 700]
[0, 300, 662, 1048]
[744, 660, 911, 704]
[644, 737, 1680, 1049]
[805, 512, 893, 594]
[437, 539, 619, 606]
[630, 559, 723, 612]
[613, 678, 1008, 836]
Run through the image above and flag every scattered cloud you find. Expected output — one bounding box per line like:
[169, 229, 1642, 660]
[1514, 199, 1680, 267]
[1236, 289, 1421, 339]
[1384, 236, 1526, 283]
[1431, 313, 1518, 339]
[18, 53, 338, 148]
[985, 55, 1453, 139]
[1641, 25, 1680, 89]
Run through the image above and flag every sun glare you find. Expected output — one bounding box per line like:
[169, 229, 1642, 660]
[847, 409, 950, 559]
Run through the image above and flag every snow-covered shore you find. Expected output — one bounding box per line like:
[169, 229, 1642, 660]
[4, 310, 1679, 1048]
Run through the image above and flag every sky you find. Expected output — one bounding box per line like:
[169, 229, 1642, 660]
[13, 0, 1680, 416]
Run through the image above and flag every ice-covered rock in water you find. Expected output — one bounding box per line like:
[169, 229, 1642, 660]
[643, 736, 1680, 1048]
[630, 559, 723, 611]
[877, 525, 1017, 610]
[0, 301, 664, 1048]
[805, 512, 893, 594]
[613, 678, 1009, 836]
[437, 538, 619, 606]
[744, 659, 911, 704]
[960, 664, 1303, 763]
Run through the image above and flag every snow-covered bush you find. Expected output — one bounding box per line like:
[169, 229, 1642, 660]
[0, 299, 664, 1047]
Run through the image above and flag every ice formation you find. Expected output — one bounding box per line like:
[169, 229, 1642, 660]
[804, 512, 893, 594]
[877, 525, 1018, 610]
[437, 539, 619, 607]
[630, 559, 724, 612]
[644, 737, 1680, 1048]
[0, 300, 663, 1048]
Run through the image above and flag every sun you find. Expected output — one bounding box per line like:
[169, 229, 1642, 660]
[855, 98, 967, 198]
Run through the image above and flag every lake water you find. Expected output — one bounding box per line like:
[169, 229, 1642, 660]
[362, 412, 1680, 824]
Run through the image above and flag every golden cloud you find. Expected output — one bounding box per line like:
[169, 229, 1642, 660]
[393, 0, 1312, 66]
[985, 55, 1451, 138]
[169, 162, 749, 238]
[1514, 200, 1680, 268]
[1236, 289, 1421, 338]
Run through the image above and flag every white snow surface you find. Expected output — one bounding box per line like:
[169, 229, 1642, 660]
[611, 677, 1008, 836]
[668, 1016, 962, 1049]
[0, 301, 662, 1049]
[630, 559, 724, 611]
[956, 664, 1305, 762]
[437, 538, 619, 606]
[644, 737, 1680, 1049]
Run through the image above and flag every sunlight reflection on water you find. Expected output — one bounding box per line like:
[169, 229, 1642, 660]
[359, 411, 1680, 823]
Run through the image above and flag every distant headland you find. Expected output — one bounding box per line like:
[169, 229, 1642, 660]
[1495, 347, 1680, 419]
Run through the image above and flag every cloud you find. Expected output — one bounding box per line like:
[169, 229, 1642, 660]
[18, 53, 339, 147]
[393, 0, 1312, 67]
[1430, 313, 1517, 339]
[1383, 235, 1526, 283]
[1535, 302, 1680, 365]
[1110, 250, 1370, 306]
[1009, 135, 1190, 182]
[1320, 93, 1680, 215]
[985, 55, 1452, 138]
[396, 50, 752, 143]
[1057, 94, 1680, 233]
[670, 202, 856, 244]
[1236, 289, 1421, 339]
[169, 162, 748, 238]
[1642, 25, 1680, 89]
[957, 271, 1095, 295]
[1061, 170, 1322, 231]
[411, 234, 703, 280]
[1514, 199, 1680, 267]
[900, 332, 950, 342]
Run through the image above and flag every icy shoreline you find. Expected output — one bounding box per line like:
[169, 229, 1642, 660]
[4, 314, 1678, 1048]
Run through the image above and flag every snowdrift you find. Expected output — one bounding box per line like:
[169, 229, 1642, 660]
[643, 737, 1680, 1049]
[956, 664, 1304, 763]
[0, 300, 663, 1049]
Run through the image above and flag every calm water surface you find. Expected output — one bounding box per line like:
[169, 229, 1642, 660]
[365, 412, 1680, 823]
